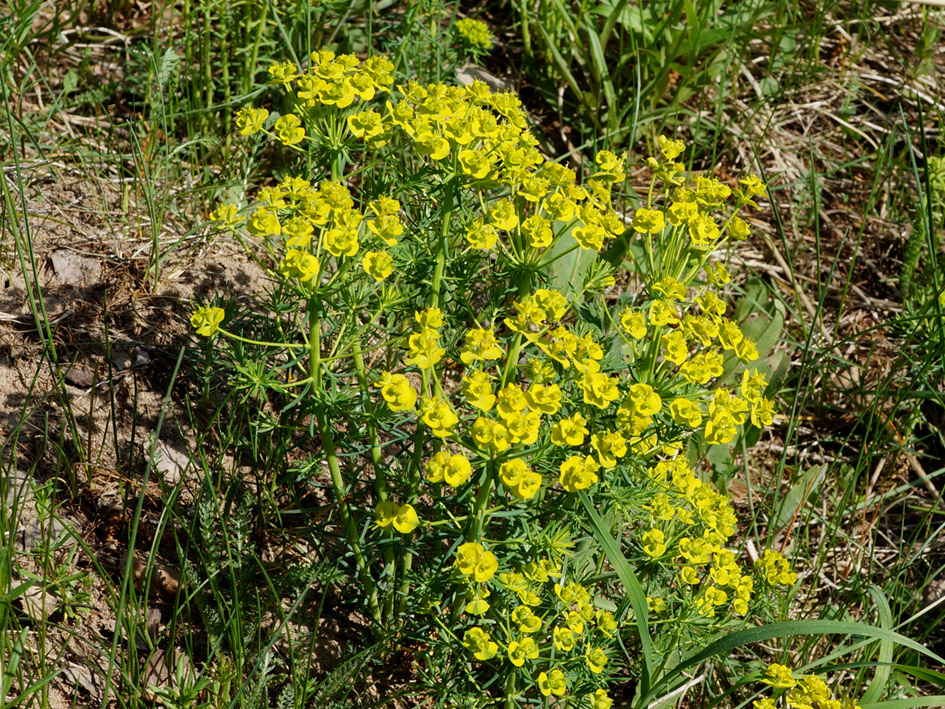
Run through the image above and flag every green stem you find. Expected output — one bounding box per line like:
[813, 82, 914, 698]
[315, 403, 381, 624]
[352, 336, 397, 621]
[396, 179, 454, 618]
[431, 179, 455, 308]
[467, 464, 494, 543]
[308, 299, 381, 624]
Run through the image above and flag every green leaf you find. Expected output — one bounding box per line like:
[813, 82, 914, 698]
[578, 491, 654, 697]
[642, 620, 945, 707]
[545, 226, 599, 300]
[772, 463, 826, 532]
[860, 586, 894, 705]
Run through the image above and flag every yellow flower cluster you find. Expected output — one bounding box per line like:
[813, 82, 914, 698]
[457, 560, 618, 700]
[616, 275, 776, 446]
[636, 456, 760, 619]
[455, 17, 493, 50]
[211, 174, 404, 292]
[276, 50, 395, 110]
[341, 72, 628, 262]
[758, 549, 798, 586]
[756, 664, 862, 709]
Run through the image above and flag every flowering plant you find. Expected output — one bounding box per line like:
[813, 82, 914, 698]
[192, 50, 813, 707]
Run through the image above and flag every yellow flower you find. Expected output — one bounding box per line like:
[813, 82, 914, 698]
[631, 207, 665, 234]
[414, 307, 444, 329]
[375, 372, 417, 412]
[642, 528, 666, 558]
[760, 663, 796, 689]
[459, 328, 504, 364]
[279, 249, 320, 282]
[653, 276, 686, 301]
[323, 226, 360, 258]
[455, 17, 493, 50]
[662, 330, 689, 365]
[511, 605, 542, 633]
[596, 609, 618, 635]
[190, 305, 225, 337]
[649, 298, 680, 327]
[462, 627, 498, 661]
[489, 198, 518, 231]
[374, 501, 398, 528]
[759, 550, 798, 586]
[465, 218, 498, 250]
[393, 503, 420, 533]
[462, 370, 496, 411]
[741, 370, 769, 403]
[559, 455, 599, 493]
[458, 149, 494, 180]
[506, 637, 538, 667]
[573, 222, 606, 250]
[454, 542, 498, 582]
[551, 413, 589, 446]
[537, 669, 566, 697]
[657, 135, 686, 160]
[580, 371, 620, 409]
[751, 398, 776, 427]
[628, 382, 662, 416]
[235, 106, 268, 135]
[283, 217, 314, 248]
[247, 208, 281, 237]
[470, 417, 510, 454]
[707, 261, 731, 285]
[704, 411, 738, 445]
[367, 214, 403, 247]
[553, 626, 575, 652]
[362, 250, 393, 281]
[525, 383, 561, 415]
[739, 173, 767, 197]
[275, 113, 305, 145]
[418, 396, 458, 438]
[688, 212, 720, 246]
[619, 308, 647, 339]
[521, 214, 553, 248]
[585, 646, 608, 674]
[441, 454, 472, 487]
[347, 110, 386, 140]
[589, 688, 613, 709]
[670, 398, 703, 427]
[208, 203, 242, 229]
[465, 596, 490, 615]
[731, 216, 751, 239]
[679, 566, 701, 586]
[405, 328, 445, 370]
[591, 430, 627, 468]
[414, 128, 450, 160]
[498, 458, 527, 488]
[268, 61, 299, 84]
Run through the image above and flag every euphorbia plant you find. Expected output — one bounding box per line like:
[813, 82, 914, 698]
[192, 50, 801, 707]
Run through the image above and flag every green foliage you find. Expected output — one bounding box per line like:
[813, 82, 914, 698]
[184, 48, 829, 707]
[515, 0, 780, 150]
